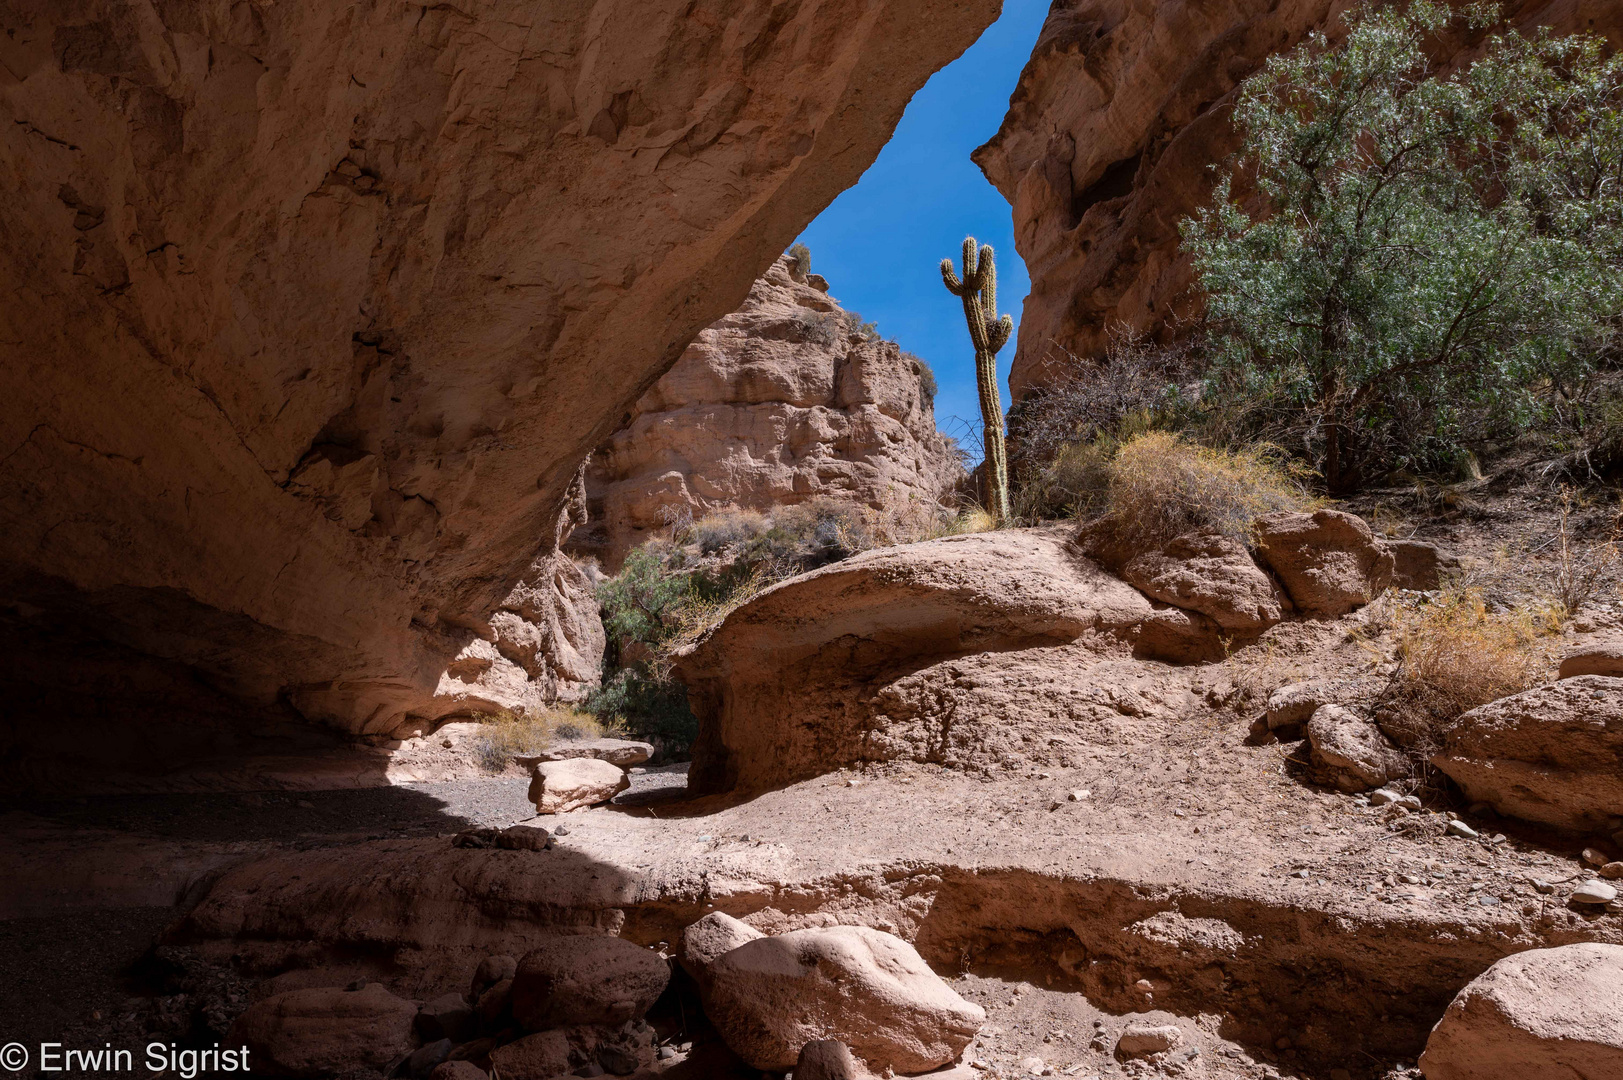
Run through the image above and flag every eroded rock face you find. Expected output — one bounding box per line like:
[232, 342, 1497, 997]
[0, 0, 999, 775]
[972, 1, 1621, 395]
[1419, 943, 1623, 1080]
[672, 529, 1221, 793]
[1430, 676, 1623, 832]
[570, 256, 964, 569]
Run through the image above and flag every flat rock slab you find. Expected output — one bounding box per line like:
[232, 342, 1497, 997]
[527, 738, 654, 767]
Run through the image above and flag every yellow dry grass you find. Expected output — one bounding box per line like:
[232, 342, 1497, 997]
[1083, 431, 1316, 552]
[467, 707, 623, 773]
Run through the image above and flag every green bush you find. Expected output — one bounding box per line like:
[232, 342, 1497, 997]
[1184, 1, 1623, 491]
[585, 668, 697, 750]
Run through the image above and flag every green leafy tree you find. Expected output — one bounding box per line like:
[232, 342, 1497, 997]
[1184, 1, 1623, 490]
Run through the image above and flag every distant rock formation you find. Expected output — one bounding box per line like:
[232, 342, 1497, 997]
[973, 0, 1623, 399]
[570, 256, 965, 568]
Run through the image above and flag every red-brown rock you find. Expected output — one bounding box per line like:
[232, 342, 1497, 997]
[571, 257, 964, 569]
[0, 0, 1000, 781]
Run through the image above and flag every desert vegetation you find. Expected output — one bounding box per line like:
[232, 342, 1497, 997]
[466, 708, 622, 773]
[1015, 2, 1623, 513]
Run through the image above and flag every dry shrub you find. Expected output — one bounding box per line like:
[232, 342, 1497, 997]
[1081, 432, 1315, 558]
[467, 707, 621, 773]
[1378, 590, 1558, 751]
[1552, 488, 1621, 617]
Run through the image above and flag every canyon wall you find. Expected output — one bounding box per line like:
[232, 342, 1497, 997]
[0, 0, 1001, 778]
[571, 255, 965, 569]
[973, 0, 1623, 399]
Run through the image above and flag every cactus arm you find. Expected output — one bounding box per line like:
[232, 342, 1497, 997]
[941, 259, 967, 296]
[978, 244, 997, 322]
[989, 315, 1013, 354]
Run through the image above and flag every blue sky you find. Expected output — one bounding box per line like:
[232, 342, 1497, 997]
[795, 0, 1050, 460]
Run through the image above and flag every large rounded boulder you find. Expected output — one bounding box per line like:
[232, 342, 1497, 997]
[704, 924, 984, 1073]
[509, 934, 669, 1030]
[1121, 528, 1288, 632]
[1254, 509, 1394, 616]
[1419, 943, 1623, 1079]
[1429, 676, 1623, 831]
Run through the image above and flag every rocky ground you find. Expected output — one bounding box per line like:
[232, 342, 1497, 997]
[3, 493, 1619, 1079]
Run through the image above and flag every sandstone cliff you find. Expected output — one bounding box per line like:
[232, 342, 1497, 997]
[572, 256, 965, 568]
[972, 0, 1623, 398]
[0, 0, 1000, 777]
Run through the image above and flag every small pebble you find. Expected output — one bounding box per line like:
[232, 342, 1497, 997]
[1069, 789, 1091, 801]
[1446, 820, 1479, 839]
[1370, 789, 1400, 806]
[554, 825, 571, 836]
[1396, 796, 1422, 810]
[1532, 879, 1556, 894]
[1582, 848, 1609, 866]
[1600, 862, 1623, 880]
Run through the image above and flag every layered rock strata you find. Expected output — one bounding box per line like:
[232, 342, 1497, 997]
[0, 0, 1000, 775]
[571, 256, 964, 569]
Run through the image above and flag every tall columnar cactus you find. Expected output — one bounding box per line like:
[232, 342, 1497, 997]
[941, 236, 1014, 523]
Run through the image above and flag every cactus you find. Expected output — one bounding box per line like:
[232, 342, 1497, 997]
[941, 236, 1014, 523]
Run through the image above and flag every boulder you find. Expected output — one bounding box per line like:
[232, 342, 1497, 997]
[488, 1028, 599, 1080]
[673, 530, 1226, 793]
[1116, 1024, 1183, 1058]
[704, 924, 984, 1073]
[1429, 677, 1623, 831]
[1308, 705, 1408, 793]
[406, 1039, 454, 1080]
[1267, 681, 1334, 731]
[510, 935, 669, 1030]
[1418, 943, 1623, 1080]
[1121, 529, 1287, 632]
[1254, 510, 1394, 616]
[679, 912, 765, 988]
[1390, 539, 1458, 591]
[528, 758, 630, 814]
[1559, 635, 1623, 680]
[226, 983, 418, 1077]
[495, 826, 552, 852]
[796, 1039, 878, 1080]
[475, 979, 512, 1027]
